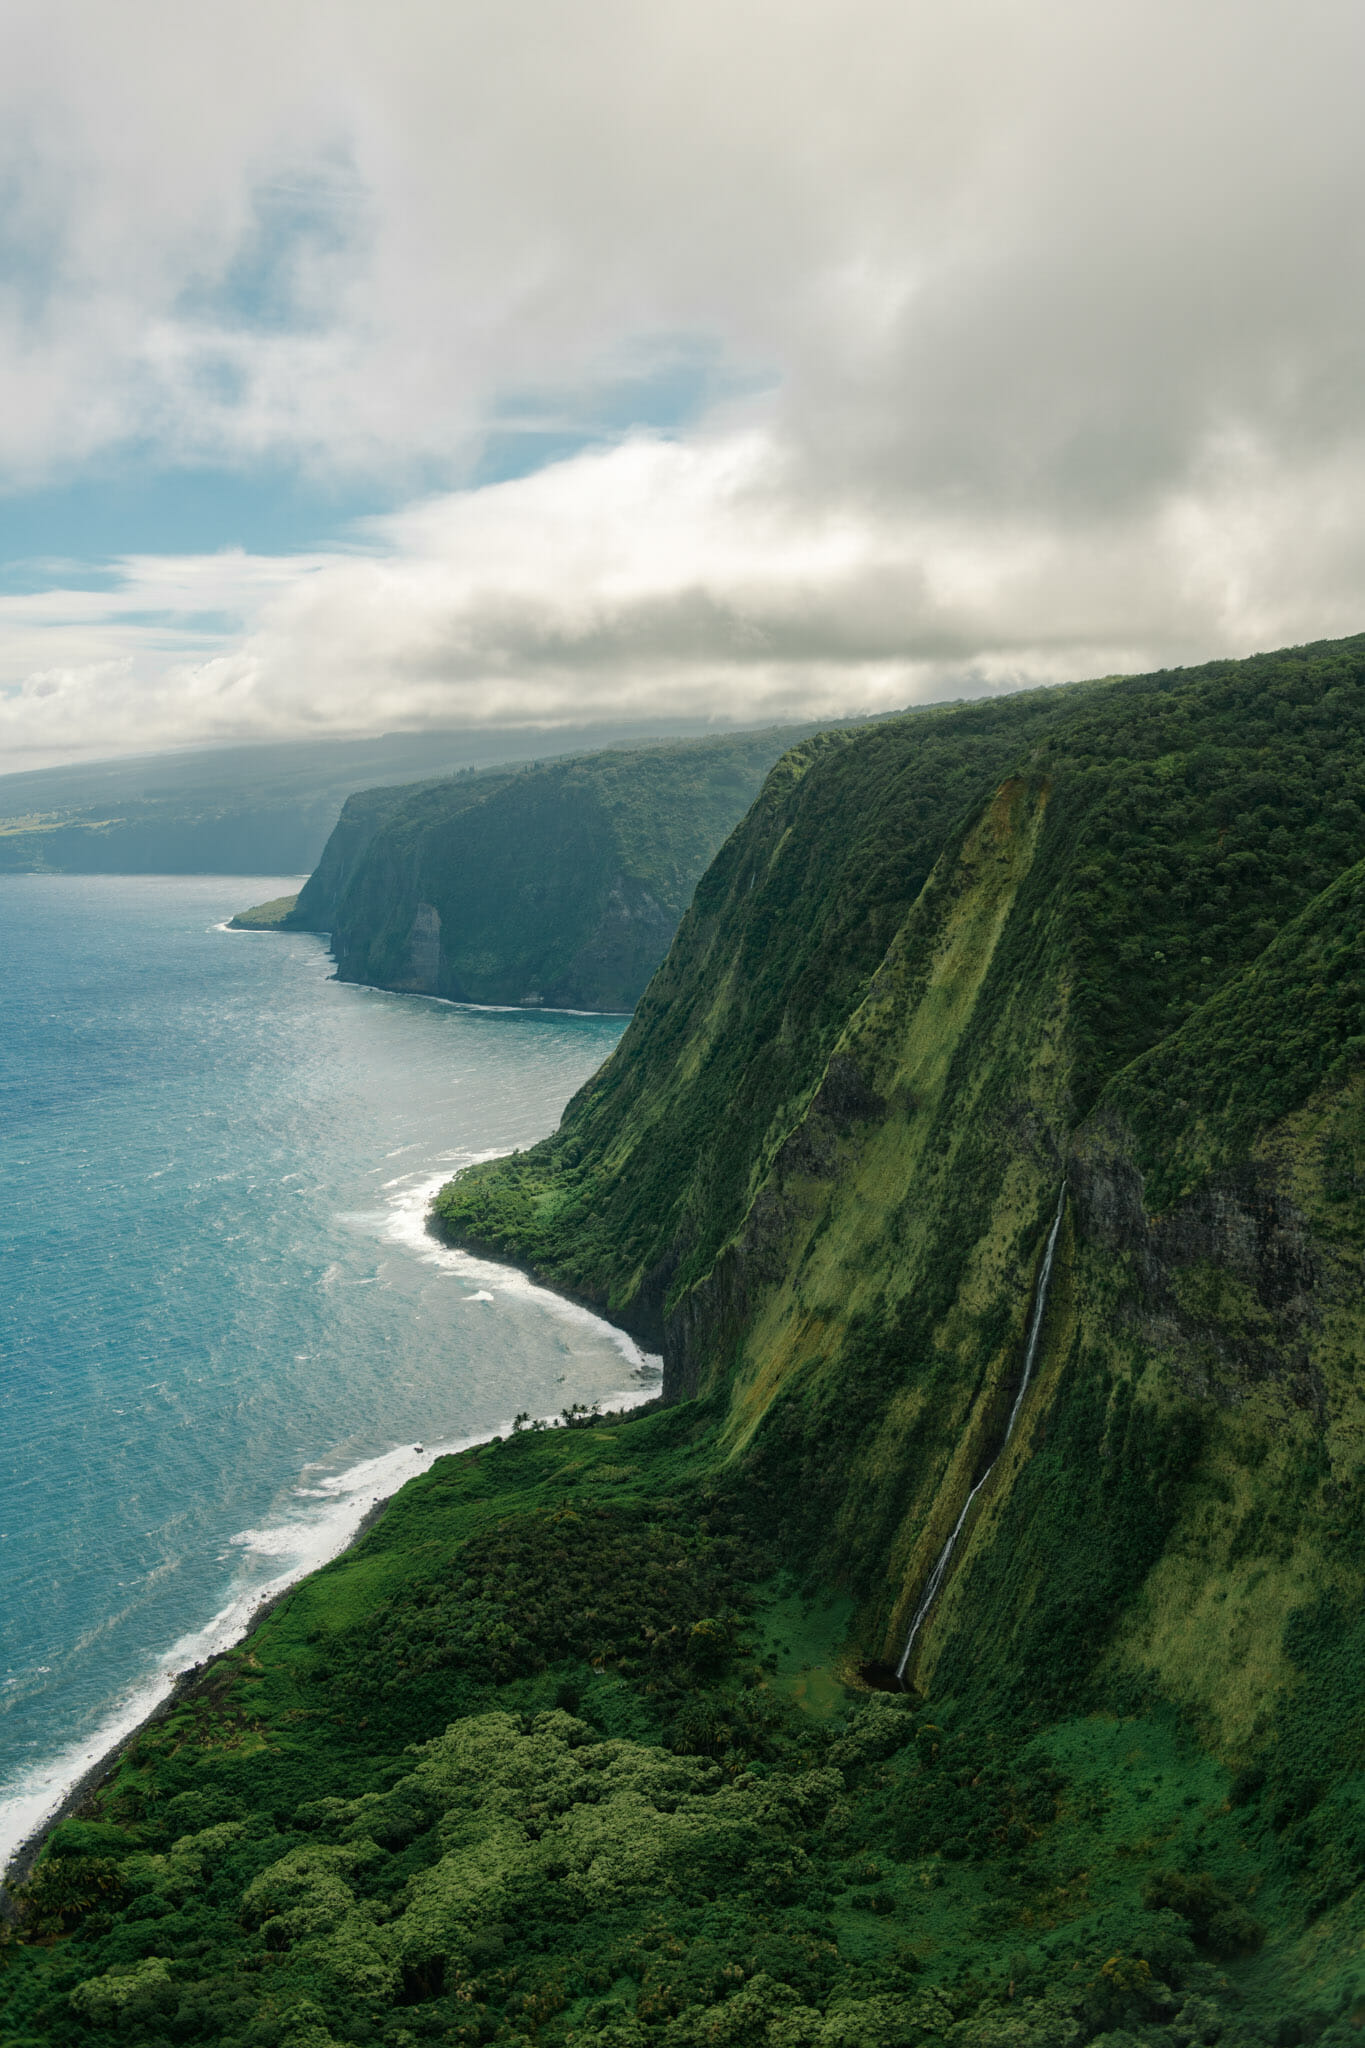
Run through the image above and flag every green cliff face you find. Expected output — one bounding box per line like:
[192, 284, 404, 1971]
[288, 730, 819, 1012]
[432, 634, 1365, 1989]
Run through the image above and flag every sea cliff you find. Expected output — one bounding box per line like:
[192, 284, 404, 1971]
[284, 728, 820, 1012]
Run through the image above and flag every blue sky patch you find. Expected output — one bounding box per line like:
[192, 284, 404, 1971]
[0, 333, 768, 585]
[0, 460, 393, 580]
[471, 336, 768, 487]
[177, 157, 367, 337]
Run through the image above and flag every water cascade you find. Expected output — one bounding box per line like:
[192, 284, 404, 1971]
[895, 1181, 1067, 1685]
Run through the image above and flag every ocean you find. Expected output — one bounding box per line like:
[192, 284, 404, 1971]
[0, 875, 642, 1869]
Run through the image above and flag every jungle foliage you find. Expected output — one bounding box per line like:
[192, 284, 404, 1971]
[0, 1414, 1331, 2048]
[422, 634, 1365, 2018]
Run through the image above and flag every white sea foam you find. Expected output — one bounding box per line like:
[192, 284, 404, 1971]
[0, 1422, 583, 1878]
[212, 905, 308, 938]
[0, 1159, 658, 1879]
[378, 1166, 664, 1378]
[0, 1448, 439, 1877]
[360, 987, 631, 1019]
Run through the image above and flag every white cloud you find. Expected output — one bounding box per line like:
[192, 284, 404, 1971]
[6, 423, 1365, 766]
[1, 0, 1363, 763]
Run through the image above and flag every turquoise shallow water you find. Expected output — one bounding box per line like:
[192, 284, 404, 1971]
[0, 875, 638, 1866]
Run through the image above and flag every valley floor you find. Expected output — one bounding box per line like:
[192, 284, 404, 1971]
[2, 1402, 1352, 2048]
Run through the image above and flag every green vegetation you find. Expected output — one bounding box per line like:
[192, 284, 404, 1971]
[292, 728, 821, 1011]
[436, 635, 1365, 1321]
[427, 633, 1365, 1995]
[1098, 856, 1365, 1208]
[1, 1412, 1334, 2048]
[229, 896, 300, 931]
[0, 721, 756, 877]
[12, 636, 1365, 2034]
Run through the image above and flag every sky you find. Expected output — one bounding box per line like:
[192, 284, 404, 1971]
[1, 0, 1364, 768]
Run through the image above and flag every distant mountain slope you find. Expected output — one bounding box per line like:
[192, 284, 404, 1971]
[0, 720, 752, 875]
[290, 727, 821, 1011]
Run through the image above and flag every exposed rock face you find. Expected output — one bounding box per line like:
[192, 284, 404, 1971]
[1071, 1114, 1327, 1419]
[407, 902, 442, 992]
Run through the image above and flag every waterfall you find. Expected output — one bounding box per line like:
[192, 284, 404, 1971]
[895, 1181, 1067, 1685]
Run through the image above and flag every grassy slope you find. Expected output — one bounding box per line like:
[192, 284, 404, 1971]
[228, 896, 300, 930]
[429, 695, 1088, 1320]
[301, 730, 820, 1013]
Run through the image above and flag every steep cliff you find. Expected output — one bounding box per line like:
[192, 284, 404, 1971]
[434, 635, 1365, 1986]
[285, 772, 516, 933]
[290, 728, 817, 1011]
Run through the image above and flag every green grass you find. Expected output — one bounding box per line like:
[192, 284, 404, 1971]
[421, 633, 1365, 2022]
[436, 633, 1365, 1330]
[15, 638, 1365, 2036]
[227, 895, 300, 930]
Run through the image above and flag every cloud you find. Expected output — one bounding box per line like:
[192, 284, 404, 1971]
[0, 0, 1363, 763]
[7, 423, 1365, 766]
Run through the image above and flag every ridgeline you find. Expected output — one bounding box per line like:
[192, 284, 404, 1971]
[0, 721, 761, 879]
[8, 639, 1365, 2047]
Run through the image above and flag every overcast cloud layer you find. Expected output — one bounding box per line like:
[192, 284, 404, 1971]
[2, 0, 1363, 765]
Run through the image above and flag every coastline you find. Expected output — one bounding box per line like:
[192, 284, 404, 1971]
[356, 982, 634, 1021]
[0, 1521, 379, 1903]
[0, 1203, 664, 1897]
[425, 1208, 650, 1352]
[0, 918, 651, 1904]
[0, 1369, 664, 1905]
[217, 923, 634, 1019]
[408, 1176, 662, 1374]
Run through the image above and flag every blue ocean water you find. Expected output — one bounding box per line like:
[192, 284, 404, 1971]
[0, 876, 638, 1865]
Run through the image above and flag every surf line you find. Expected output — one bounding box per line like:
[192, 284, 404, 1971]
[895, 1181, 1067, 1687]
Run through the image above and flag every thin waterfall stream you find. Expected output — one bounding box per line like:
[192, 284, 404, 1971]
[895, 1181, 1068, 1686]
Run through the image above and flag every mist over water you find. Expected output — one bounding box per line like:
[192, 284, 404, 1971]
[0, 876, 640, 1867]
